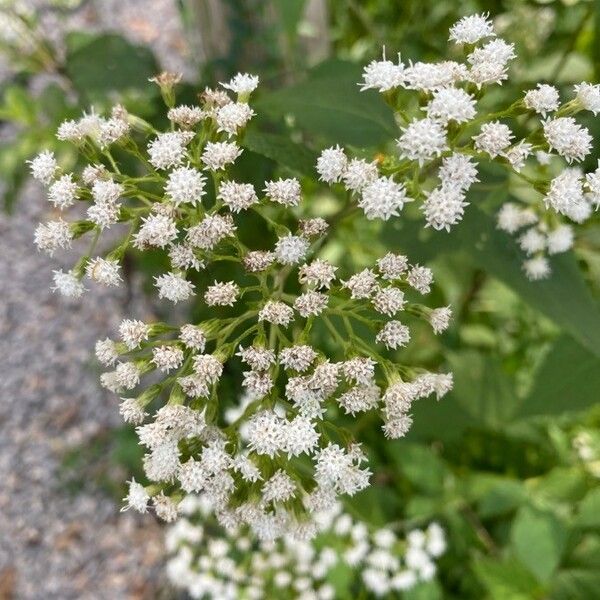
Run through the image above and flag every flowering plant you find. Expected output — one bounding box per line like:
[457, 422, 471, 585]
[30, 67, 452, 537]
[320, 13, 600, 280]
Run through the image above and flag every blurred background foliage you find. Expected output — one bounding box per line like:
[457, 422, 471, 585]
[1, 0, 600, 598]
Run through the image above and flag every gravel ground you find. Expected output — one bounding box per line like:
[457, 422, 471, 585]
[0, 187, 169, 599]
[0, 2, 193, 598]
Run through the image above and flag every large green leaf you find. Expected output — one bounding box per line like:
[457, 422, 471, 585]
[256, 59, 397, 147]
[65, 33, 159, 101]
[519, 336, 600, 417]
[384, 206, 600, 357]
[510, 506, 567, 583]
[242, 128, 318, 176]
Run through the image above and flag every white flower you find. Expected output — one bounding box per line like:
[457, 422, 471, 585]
[429, 306, 452, 334]
[524, 84, 560, 116]
[34, 219, 72, 256]
[473, 121, 513, 158]
[169, 243, 204, 271]
[377, 253, 408, 280]
[523, 256, 551, 280]
[426, 87, 476, 124]
[237, 346, 276, 371]
[279, 345, 318, 372]
[147, 131, 193, 170]
[372, 287, 405, 316]
[152, 346, 185, 372]
[180, 324, 206, 351]
[449, 13, 495, 44]
[92, 179, 123, 204]
[242, 370, 273, 399]
[243, 250, 275, 272]
[264, 178, 302, 206]
[376, 321, 411, 349]
[165, 166, 207, 206]
[133, 214, 178, 249]
[403, 61, 467, 92]
[316, 146, 347, 183]
[216, 102, 255, 136]
[574, 82, 600, 115]
[543, 117, 592, 163]
[343, 269, 378, 299]
[28, 150, 58, 184]
[155, 272, 195, 303]
[360, 56, 405, 91]
[544, 169, 585, 215]
[85, 257, 122, 286]
[547, 225, 574, 255]
[258, 301, 294, 326]
[119, 398, 147, 425]
[519, 227, 546, 255]
[397, 118, 447, 165]
[119, 319, 150, 350]
[407, 265, 433, 294]
[422, 187, 468, 231]
[57, 120, 84, 142]
[167, 105, 205, 128]
[275, 234, 310, 265]
[187, 214, 236, 250]
[51, 269, 86, 298]
[294, 291, 328, 317]
[48, 174, 78, 209]
[503, 141, 533, 172]
[467, 39, 516, 67]
[218, 181, 258, 212]
[299, 259, 337, 289]
[342, 158, 379, 192]
[202, 141, 242, 170]
[438, 153, 478, 191]
[497, 202, 537, 233]
[204, 281, 239, 306]
[359, 176, 408, 220]
[221, 73, 259, 96]
[247, 410, 286, 457]
[95, 338, 119, 367]
[262, 470, 296, 503]
[338, 384, 380, 415]
[122, 478, 150, 513]
[343, 357, 376, 385]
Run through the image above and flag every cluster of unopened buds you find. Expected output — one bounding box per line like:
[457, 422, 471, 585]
[316, 12, 600, 280]
[166, 494, 446, 599]
[30, 70, 452, 534]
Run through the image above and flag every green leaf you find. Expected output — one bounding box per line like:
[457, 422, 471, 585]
[65, 33, 159, 101]
[384, 206, 600, 358]
[242, 128, 318, 176]
[551, 569, 600, 600]
[403, 580, 444, 600]
[387, 442, 447, 494]
[520, 336, 600, 417]
[473, 556, 542, 599]
[446, 350, 518, 428]
[510, 506, 567, 583]
[256, 59, 396, 146]
[476, 478, 528, 518]
[574, 488, 600, 529]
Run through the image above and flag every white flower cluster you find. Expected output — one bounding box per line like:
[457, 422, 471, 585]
[30, 72, 452, 537]
[336, 13, 600, 279]
[165, 494, 446, 599]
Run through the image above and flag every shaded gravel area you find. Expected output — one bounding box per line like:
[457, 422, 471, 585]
[0, 189, 167, 598]
[0, 2, 195, 598]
